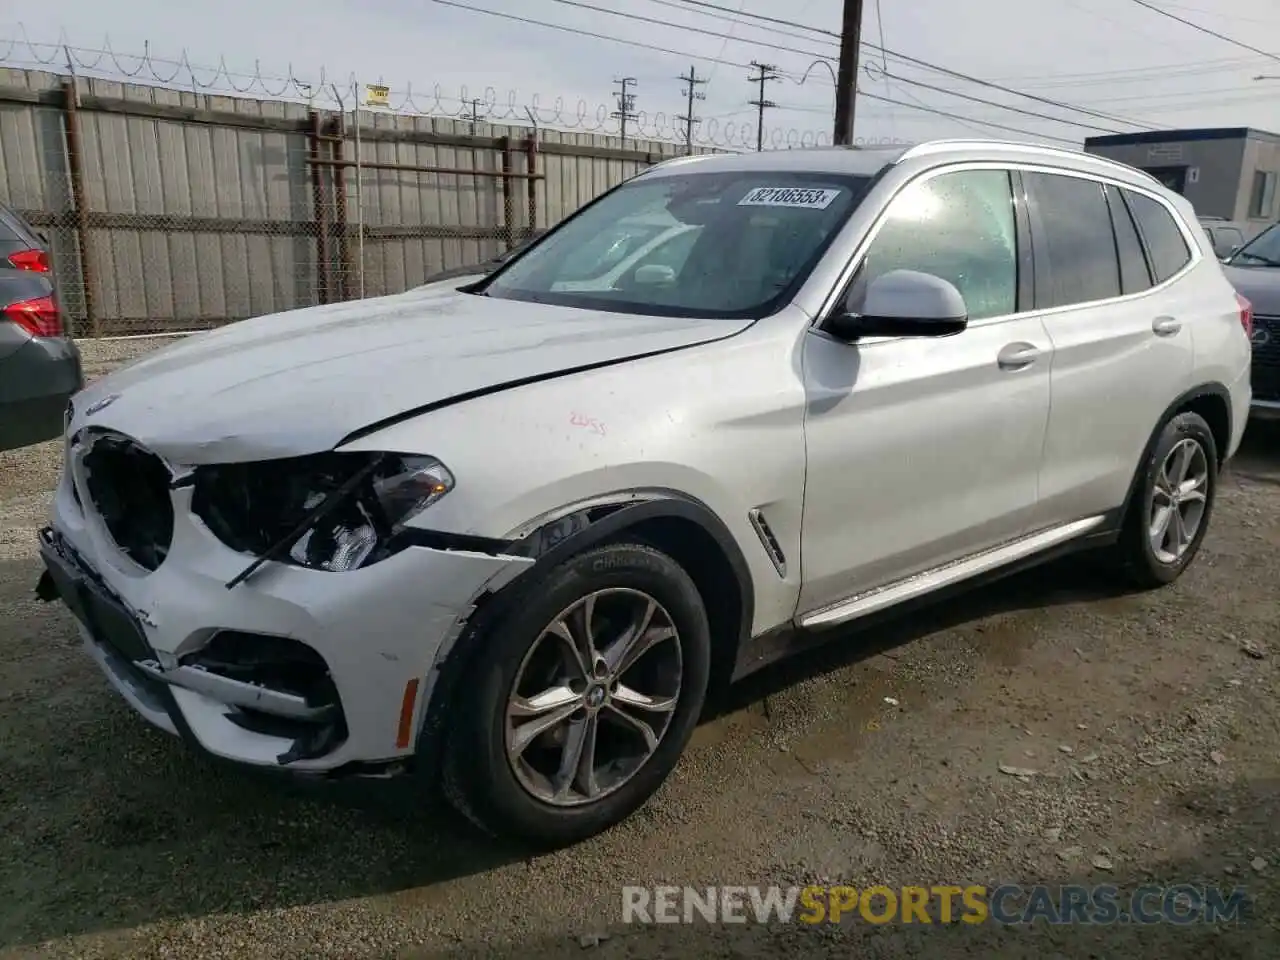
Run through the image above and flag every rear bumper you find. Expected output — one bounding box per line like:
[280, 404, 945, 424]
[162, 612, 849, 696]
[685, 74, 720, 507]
[0, 336, 82, 451]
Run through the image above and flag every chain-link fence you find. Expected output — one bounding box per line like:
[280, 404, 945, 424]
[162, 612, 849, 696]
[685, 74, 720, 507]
[0, 67, 704, 337]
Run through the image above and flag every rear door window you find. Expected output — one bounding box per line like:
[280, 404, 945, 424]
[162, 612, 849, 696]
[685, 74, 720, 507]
[1104, 185, 1152, 296]
[1024, 172, 1121, 308]
[1123, 190, 1192, 283]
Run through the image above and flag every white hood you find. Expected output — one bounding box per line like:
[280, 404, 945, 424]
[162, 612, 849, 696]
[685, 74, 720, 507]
[70, 285, 751, 464]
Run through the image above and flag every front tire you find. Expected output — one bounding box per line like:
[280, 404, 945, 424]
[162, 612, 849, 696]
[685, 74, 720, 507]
[441, 541, 711, 848]
[1111, 411, 1218, 589]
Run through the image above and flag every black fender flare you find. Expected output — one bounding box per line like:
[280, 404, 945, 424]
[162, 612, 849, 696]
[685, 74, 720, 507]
[1117, 381, 1232, 524]
[499, 492, 756, 634]
[412, 492, 756, 771]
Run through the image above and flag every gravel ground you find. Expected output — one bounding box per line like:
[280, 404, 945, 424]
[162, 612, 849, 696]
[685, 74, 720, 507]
[1, 338, 1278, 958]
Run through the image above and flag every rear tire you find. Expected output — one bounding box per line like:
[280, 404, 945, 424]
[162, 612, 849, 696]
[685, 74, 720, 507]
[441, 542, 711, 848]
[1109, 411, 1218, 590]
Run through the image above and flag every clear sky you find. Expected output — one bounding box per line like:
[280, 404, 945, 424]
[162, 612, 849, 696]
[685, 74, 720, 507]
[4, 0, 1280, 150]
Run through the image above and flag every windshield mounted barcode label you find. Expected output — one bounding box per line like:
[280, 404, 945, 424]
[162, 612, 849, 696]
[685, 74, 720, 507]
[737, 186, 841, 209]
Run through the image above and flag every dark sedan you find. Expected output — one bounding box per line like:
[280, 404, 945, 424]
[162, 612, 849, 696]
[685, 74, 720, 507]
[0, 204, 84, 452]
[1221, 222, 1280, 420]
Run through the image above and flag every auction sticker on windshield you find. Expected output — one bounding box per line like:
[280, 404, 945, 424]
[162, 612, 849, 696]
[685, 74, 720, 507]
[738, 186, 842, 209]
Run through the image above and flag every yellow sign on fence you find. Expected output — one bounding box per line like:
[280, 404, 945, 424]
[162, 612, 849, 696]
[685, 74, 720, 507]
[365, 84, 390, 108]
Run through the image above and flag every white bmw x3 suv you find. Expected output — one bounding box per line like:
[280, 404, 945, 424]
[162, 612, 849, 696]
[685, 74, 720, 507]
[38, 139, 1253, 847]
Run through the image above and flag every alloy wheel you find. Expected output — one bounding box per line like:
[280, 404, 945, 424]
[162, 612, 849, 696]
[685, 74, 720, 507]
[1148, 437, 1209, 565]
[504, 588, 683, 807]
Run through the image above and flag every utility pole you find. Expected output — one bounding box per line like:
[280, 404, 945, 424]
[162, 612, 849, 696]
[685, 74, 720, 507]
[676, 65, 708, 155]
[747, 61, 780, 153]
[833, 0, 865, 146]
[611, 77, 639, 144]
[459, 98, 484, 134]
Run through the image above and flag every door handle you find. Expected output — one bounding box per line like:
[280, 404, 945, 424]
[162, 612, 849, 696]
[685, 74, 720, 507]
[1152, 316, 1182, 336]
[997, 342, 1040, 370]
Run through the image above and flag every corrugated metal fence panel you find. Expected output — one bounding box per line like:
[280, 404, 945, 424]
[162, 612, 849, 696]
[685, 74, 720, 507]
[0, 69, 87, 323]
[0, 67, 729, 333]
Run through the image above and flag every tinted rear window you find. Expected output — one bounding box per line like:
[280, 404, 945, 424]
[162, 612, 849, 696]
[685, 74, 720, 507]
[1124, 190, 1192, 283]
[1025, 171, 1121, 308]
[1106, 185, 1152, 296]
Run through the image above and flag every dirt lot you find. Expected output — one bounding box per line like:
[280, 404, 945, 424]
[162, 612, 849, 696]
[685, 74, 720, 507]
[1, 339, 1278, 958]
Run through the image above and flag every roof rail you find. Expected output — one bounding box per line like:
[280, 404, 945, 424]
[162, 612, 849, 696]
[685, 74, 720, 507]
[899, 138, 1163, 185]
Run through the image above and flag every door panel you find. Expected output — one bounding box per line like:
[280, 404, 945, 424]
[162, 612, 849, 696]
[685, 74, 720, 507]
[797, 167, 1051, 616]
[798, 319, 1053, 614]
[1025, 175, 1195, 525]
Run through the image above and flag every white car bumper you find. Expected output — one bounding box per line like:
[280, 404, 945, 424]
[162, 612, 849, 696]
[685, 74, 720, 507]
[40, 460, 532, 775]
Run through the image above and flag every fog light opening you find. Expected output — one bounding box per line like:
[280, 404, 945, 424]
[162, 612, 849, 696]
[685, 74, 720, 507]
[184, 631, 350, 763]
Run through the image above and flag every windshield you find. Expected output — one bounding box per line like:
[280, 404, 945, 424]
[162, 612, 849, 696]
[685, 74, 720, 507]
[478, 171, 874, 318]
[1227, 223, 1280, 268]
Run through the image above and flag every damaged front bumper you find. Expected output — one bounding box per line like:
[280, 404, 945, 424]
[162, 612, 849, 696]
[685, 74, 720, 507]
[38, 466, 533, 775]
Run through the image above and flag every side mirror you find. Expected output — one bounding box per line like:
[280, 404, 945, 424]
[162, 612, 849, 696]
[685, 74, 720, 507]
[827, 269, 969, 340]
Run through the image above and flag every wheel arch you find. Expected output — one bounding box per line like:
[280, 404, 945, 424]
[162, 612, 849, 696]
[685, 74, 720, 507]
[413, 491, 755, 775]
[1119, 381, 1231, 524]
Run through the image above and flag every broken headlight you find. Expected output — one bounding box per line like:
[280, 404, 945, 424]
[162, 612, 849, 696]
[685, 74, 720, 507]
[191, 452, 454, 572]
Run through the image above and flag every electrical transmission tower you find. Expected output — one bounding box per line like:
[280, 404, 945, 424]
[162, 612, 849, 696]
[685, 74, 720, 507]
[676, 65, 708, 155]
[611, 77, 639, 144]
[459, 98, 485, 133]
[747, 61, 781, 152]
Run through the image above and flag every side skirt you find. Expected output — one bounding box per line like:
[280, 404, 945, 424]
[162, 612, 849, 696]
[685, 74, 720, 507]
[730, 512, 1122, 682]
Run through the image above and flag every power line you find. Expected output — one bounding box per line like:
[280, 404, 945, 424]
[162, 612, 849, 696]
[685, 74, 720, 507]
[883, 83, 1004, 139]
[748, 61, 781, 152]
[425, 0, 757, 72]
[430, 0, 1159, 136]
[861, 44, 1160, 130]
[1125, 0, 1280, 64]
[612, 77, 639, 143]
[634, 0, 1161, 129]
[661, 0, 839, 38]
[789, 89, 1111, 136]
[642, 0, 840, 48]
[875, 69, 1128, 133]
[858, 90, 1081, 145]
[539, 0, 832, 61]
[988, 56, 1264, 88]
[1156, 0, 1280, 26]
[676, 64, 708, 153]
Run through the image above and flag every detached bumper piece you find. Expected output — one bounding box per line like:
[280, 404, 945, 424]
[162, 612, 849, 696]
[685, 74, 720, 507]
[36, 526, 351, 768]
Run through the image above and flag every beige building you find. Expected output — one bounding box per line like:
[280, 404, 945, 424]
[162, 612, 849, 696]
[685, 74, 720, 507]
[1083, 127, 1280, 227]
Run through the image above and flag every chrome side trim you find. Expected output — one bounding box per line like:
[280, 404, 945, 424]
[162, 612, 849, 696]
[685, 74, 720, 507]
[748, 508, 787, 578]
[135, 661, 331, 720]
[798, 515, 1107, 630]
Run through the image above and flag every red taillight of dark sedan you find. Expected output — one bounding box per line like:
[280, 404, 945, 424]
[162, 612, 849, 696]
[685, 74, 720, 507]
[2, 295, 64, 337]
[6, 248, 51, 273]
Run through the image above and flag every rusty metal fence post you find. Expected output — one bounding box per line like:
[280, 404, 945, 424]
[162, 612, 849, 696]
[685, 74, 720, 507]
[308, 110, 332, 305]
[60, 78, 97, 337]
[329, 114, 352, 301]
[525, 133, 539, 239]
[501, 136, 516, 250]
